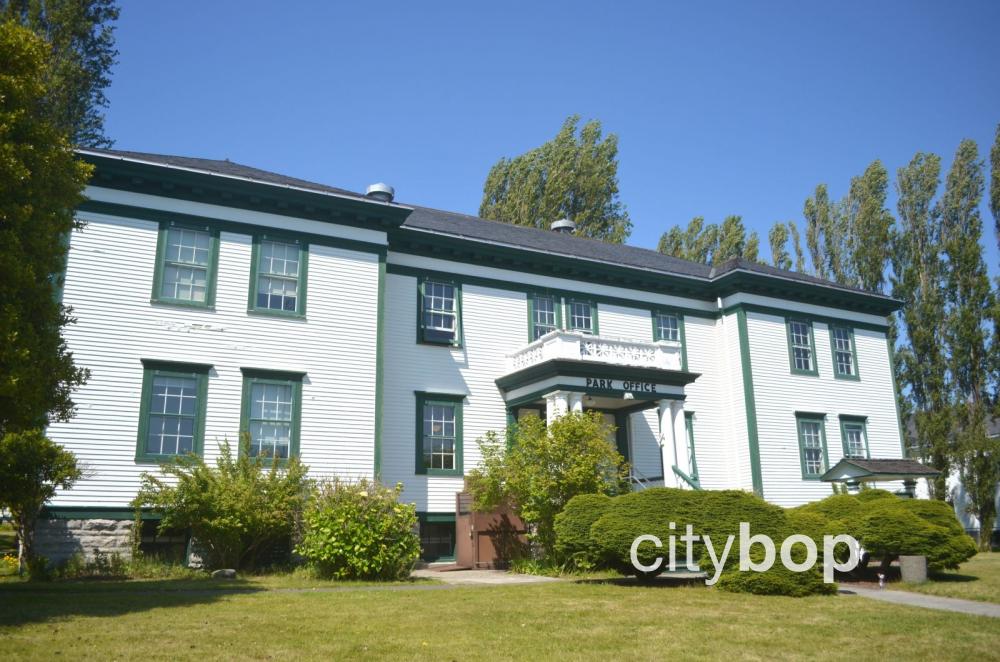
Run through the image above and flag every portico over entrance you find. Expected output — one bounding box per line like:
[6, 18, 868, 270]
[495, 330, 701, 489]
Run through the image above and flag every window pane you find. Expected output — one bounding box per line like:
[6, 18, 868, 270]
[570, 301, 592, 332]
[790, 321, 813, 371]
[833, 328, 854, 375]
[800, 420, 825, 475]
[423, 402, 457, 471]
[533, 296, 556, 339]
[166, 228, 210, 267]
[657, 314, 679, 341]
[845, 424, 865, 458]
[260, 240, 299, 277]
[257, 275, 298, 311]
[422, 281, 456, 341]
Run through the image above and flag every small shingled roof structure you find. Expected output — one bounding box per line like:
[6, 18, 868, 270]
[820, 458, 941, 484]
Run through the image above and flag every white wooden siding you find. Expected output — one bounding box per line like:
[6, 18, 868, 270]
[47, 206, 381, 507]
[596, 303, 653, 341]
[746, 311, 903, 507]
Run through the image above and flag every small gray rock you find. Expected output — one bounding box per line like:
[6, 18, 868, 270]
[211, 569, 237, 579]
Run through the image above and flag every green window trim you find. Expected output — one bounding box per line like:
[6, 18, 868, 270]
[652, 309, 688, 371]
[566, 298, 598, 334]
[830, 325, 861, 381]
[795, 412, 829, 480]
[839, 415, 870, 459]
[238, 368, 304, 461]
[414, 392, 464, 476]
[135, 359, 211, 463]
[248, 234, 309, 318]
[151, 220, 220, 308]
[786, 318, 819, 376]
[684, 411, 699, 481]
[527, 292, 563, 341]
[418, 277, 462, 347]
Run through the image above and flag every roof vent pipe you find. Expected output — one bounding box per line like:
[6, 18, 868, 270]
[551, 218, 576, 234]
[365, 182, 395, 203]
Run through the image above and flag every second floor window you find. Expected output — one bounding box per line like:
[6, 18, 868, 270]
[568, 299, 595, 334]
[420, 279, 460, 345]
[831, 326, 858, 378]
[655, 312, 680, 342]
[153, 221, 218, 307]
[788, 319, 816, 374]
[531, 294, 558, 340]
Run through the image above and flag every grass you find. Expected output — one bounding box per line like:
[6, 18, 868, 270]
[0, 524, 15, 555]
[895, 551, 1000, 604]
[1, 578, 998, 660]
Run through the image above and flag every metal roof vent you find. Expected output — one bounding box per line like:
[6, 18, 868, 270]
[551, 218, 576, 234]
[365, 182, 395, 203]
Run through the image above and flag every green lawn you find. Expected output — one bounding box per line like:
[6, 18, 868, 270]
[896, 552, 1000, 604]
[0, 524, 15, 555]
[1, 578, 998, 660]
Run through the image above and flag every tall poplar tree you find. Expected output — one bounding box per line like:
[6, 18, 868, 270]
[480, 116, 631, 243]
[788, 220, 806, 272]
[657, 217, 719, 263]
[991, 123, 999, 252]
[804, 184, 831, 279]
[891, 153, 951, 497]
[768, 222, 792, 270]
[938, 140, 998, 547]
[848, 160, 894, 293]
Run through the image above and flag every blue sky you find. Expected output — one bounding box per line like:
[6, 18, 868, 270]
[106, 0, 1000, 273]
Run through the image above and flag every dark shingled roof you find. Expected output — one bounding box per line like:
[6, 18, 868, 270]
[78, 148, 900, 301]
[828, 458, 942, 477]
[78, 148, 371, 202]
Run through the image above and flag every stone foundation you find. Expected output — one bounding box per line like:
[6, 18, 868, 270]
[34, 519, 134, 564]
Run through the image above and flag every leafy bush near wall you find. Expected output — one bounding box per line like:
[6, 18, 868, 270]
[553, 493, 613, 567]
[295, 479, 420, 581]
[133, 435, 309, 571]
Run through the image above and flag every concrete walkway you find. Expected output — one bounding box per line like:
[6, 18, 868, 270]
[841, 585, 1000, 618]
[411, 568, 561, 585]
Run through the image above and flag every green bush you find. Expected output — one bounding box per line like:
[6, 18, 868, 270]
[589, 488, 788, 578]
[296, 478, 419, 581]
[716, 558, 836, 597]
[855, 488, 897, 503]
[553, 493, 613, 566]
[133, 435, 309, 571]
[860, 500, 976, 571]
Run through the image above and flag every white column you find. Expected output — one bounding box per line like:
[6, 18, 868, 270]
[670, 401, 687, 487]
[658, 400, 678, 488]
[545, 391, 570, 425]
[568, 392, 584, 413]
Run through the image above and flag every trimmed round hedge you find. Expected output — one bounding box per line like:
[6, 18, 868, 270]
[553, 493, 613, 566]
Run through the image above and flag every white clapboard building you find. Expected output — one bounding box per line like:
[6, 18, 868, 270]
[39, 148, 911, 562]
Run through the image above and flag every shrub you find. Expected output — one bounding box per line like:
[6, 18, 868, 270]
[133, 435, 309, 571]
[553, 493, 613, 566]
[296, 478, 419, 581]
[467, 412, 629, 557]
[860, 500, 976, 572]
[855, 488, 896, 503]
[716, 556, 836, 597]
[0, 430, 82, 577]
[589, 488, 788, 578]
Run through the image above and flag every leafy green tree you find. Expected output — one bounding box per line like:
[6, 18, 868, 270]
[0, 429, 82, 576]
[657, 216, 718, 263]
[133, 436, 310, 570]
[467, 412, 629, 556]
[1, 0, 119, 147]
[938, 139, 997, 548]
[768, 222, 792, 270]
[480, 116, 631, 243]
[714, 215, 759, 264]
[788, 220, 806, 271]
[0, 20, 91, 436]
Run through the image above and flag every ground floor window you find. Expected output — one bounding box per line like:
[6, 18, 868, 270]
[418, 514, 456, 562]
[415, 392, 464, 476]
[796, 413, 828, 479]
[839, 415, 870, 459]
[135, 359, 209, 462]
[239, 368, 304, 459]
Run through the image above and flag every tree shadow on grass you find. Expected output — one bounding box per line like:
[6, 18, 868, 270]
[0, 577, 265, 627]
[572, 574, 706, 589]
